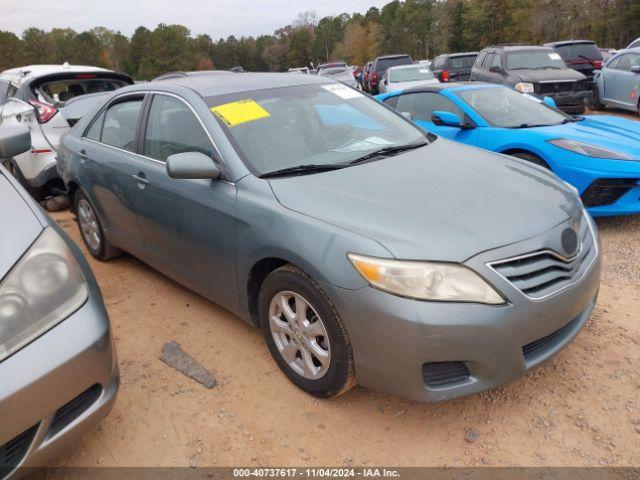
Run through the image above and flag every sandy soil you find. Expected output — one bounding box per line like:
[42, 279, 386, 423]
[44, 206, 640, 469]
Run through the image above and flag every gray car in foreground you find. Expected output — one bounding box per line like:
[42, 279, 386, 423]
[0, 127, 118, 478]
[58, 72, 600, 402]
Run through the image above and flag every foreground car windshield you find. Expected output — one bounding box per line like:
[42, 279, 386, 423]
[390, 66, 435, 82]
[456, 87, 571, 128]
[507, 51, 566, 69]
[206, 84, 426, 176]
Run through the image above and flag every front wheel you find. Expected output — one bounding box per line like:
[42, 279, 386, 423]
[258, 265, 356, 398]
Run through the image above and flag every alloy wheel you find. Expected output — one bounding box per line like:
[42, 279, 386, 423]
[77, 198, 101, 252]
[268, 290, 331, 380]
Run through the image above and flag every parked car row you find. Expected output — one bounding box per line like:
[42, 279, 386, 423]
[1, 37, 638, 474]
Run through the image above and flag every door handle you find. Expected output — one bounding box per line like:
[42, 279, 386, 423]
[132, 173, 149, 189]
[79, 149, 88, 163]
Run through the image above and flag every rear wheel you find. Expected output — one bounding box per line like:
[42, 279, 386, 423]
[510, 152, 551, 169]
[258, 264, 356, 398]
[74, 190, 122, 261]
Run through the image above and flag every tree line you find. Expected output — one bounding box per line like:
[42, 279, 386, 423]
[1, 0, 639, 79]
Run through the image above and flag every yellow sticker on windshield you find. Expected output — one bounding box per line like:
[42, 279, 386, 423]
[210, 99, 270, 127]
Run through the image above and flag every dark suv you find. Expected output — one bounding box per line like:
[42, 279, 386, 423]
[470, 45, 590, 113]
[430, 52, 478, 82]
[368, 54, 413, 94]
[544, 40, 604, 82]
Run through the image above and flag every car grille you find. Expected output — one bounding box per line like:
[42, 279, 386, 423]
[49, 384, 102, 437]
[488, 220, 596, 299]
[581, 178, 639, 207]
[422, 361, 470, 387]
[536, 80, 586, 94]
[0, 425, 38, 479]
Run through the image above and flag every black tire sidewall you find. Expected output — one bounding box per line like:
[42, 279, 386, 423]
[74, 190, 108, 260]
[258, 266, 354, 398]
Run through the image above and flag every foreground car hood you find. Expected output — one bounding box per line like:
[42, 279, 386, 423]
[535, 116, 640, 159]
[509, 68, 585, 83]
[269, 139, 581, 261]
[0, 173, 43, 279]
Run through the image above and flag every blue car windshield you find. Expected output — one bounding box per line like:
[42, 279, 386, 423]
[206, 83, 426, 176]
[455, 87, 571, 128]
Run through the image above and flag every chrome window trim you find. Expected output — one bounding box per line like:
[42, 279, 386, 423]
[81, 89, 234, 185]
[485, 213, 599, 301]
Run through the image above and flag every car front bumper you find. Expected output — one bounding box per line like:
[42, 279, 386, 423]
[547, 90, 591, 112]
[0, 280, 118, 479]
[323, 216, 601, 403]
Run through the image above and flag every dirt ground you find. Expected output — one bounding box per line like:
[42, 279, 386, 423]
[46, 108, 639, 468]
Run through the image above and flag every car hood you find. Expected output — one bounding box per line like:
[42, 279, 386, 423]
[388, 79, 439, 92]
[509, 68, 586, 83]
[0, 173, 43, 279]
[269, 139, 581, 261]
[534, 115, 640, 158]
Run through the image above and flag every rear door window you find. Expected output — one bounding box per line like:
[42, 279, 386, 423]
[101, 97, 144, 152]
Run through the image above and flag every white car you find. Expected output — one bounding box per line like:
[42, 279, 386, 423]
[0, 63, 132, 200]
[378, 64, 439, 94]
[316, 66, 358, 89]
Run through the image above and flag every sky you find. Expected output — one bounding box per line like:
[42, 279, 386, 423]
[0, 0, 391, 38]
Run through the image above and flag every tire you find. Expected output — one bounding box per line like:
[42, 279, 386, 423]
[258, 264, 356, 398]
[510, 152, 551, 170]
[592, 88, 606, 111]
[74, 190, 122, 261]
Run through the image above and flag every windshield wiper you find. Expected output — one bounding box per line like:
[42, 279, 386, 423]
[513, 122, 553, 128]
[259, 163, 346, 179]
[348, 140, 428, 165]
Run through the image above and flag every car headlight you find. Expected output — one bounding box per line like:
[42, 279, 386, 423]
[0, 227, 88, 362]
[348, 253, 504, 304]
[515, 82, 535, 93]
[547, 138, 635, 160]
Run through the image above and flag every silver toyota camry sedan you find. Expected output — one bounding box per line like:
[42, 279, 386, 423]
[57, 71, 600, 403]
[0, 127, 118, 478]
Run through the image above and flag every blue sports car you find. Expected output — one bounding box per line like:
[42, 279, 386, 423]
[377, 83, 640, 216]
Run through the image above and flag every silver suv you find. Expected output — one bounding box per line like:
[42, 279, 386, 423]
[0, 64, 132, 200]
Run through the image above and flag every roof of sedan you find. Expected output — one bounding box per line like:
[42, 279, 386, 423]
[149, 70, 333, 97]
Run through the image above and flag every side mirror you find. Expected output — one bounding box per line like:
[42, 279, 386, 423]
[0, 126, 31, 158]
[631, 65, 640, 74]
[166, 152, 220, 180]
[489, 65, 502, 74]
[542, 96, 558, 109]
[431, 110, 465, 128]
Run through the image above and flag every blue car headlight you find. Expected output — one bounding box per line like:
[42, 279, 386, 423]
[0, 227, 88, 362]
[547, 138, 635, 161]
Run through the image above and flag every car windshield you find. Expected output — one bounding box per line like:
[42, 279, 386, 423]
[376, 56, 412, 72]
[506, 50, 567, 69]
[35, 77, 129, 105]
[450, 55, 477, 71]
[554, 43, 602, 60]
[318, 67, 350, 77]
[455, 87, 571, 128]
[206, 83, 426, 176]
[389, 66, 435, 82]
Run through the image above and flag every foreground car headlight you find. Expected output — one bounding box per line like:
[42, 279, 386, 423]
[548, 138, 635, 160]
[348, 254, 504, 304]
[0, 227, 88, 362]
[515, 82, 535, 93]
